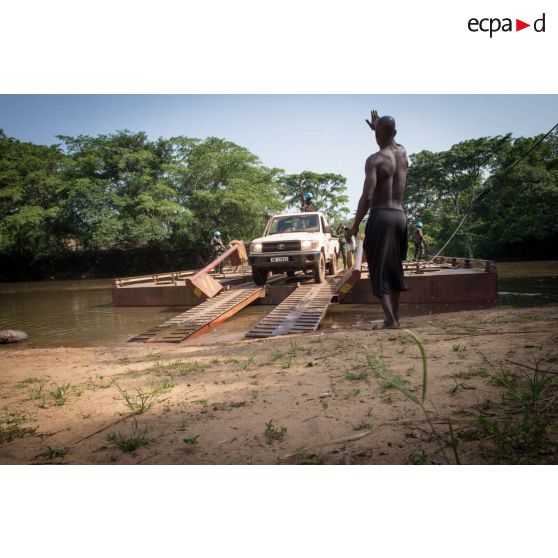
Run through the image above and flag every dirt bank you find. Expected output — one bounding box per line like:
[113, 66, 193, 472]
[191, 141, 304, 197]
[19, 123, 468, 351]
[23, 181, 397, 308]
[1, 304, 557, 464]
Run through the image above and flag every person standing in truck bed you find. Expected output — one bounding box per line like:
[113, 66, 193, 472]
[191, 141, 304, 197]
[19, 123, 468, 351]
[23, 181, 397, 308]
[300, 192, 318, 212]
[349, 110, 409, 329]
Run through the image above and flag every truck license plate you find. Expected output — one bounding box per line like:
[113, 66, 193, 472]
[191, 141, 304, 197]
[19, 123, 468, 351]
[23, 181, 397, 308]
[270, 256, 289, 262]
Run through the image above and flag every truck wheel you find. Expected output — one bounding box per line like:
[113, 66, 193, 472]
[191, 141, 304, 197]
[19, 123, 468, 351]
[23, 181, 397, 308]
[286, 270, 296, 277]
[327, 252, 337, 275]
[252, 267, 268, 286]
[313, 253, 326, 284]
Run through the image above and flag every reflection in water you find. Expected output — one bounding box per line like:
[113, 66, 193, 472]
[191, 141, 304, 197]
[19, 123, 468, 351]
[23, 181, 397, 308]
[1, 261, 557, 348]
[0, 279, 181, 349]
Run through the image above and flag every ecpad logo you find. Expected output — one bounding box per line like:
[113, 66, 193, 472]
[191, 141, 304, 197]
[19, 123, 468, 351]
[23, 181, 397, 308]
[468, 13, 546, 37]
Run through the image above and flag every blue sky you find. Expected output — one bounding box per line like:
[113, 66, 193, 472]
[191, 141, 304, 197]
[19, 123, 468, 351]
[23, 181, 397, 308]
[1, 95, 557, 210]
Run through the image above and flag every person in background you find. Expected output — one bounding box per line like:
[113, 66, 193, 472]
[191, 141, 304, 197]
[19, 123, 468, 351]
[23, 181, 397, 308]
[300, 192, 318, 212]
[211, 231, 227, 273]
[336, 223, 349, 270]
[412, 221, 427, 261]
[345, 227, 355, 268]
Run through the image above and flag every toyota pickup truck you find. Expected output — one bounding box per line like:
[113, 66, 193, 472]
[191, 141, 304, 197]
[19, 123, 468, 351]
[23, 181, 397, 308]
[248, 212, 339, 285]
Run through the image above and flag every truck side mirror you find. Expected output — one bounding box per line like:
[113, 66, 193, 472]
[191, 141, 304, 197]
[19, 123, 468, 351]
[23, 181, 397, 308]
[324, 225, 332, 234]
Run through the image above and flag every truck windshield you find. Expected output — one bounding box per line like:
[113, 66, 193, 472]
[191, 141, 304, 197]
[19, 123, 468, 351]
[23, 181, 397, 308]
[268, 215, 320, 234]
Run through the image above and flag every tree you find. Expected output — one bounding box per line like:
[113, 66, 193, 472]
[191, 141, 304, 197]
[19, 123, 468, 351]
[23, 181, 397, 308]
[405, 136, 510, 257]
[0, 130, 67, 258]
[57, 131, 185, 250]
[281, 171, 350, 223]
[473, 131, 558, 258]
[170, 137, 286, 257]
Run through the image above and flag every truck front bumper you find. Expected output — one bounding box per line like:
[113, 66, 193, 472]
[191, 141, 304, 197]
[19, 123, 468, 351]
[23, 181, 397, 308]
[249, 252, 320, 269]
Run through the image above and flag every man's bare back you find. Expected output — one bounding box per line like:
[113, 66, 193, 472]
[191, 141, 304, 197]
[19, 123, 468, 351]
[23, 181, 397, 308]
[367, 143, 408, 209]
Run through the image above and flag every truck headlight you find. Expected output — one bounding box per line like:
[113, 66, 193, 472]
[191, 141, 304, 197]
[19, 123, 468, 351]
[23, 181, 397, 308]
[251, 243, 263, 253]
[301, 240, 319, 251]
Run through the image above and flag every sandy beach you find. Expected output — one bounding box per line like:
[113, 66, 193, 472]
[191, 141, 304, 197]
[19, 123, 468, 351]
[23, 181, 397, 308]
[1, 304, 557, 465]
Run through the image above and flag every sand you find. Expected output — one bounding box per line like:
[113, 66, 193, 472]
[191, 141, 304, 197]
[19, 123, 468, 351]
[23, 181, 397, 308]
[1, 304, 557, 465]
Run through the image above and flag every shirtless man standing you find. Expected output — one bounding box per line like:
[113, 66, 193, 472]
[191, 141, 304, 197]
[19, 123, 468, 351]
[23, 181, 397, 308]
[349, 110, 409, 328]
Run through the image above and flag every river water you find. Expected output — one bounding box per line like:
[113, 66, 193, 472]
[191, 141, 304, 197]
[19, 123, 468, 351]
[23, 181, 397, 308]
[1, 261, 557, 349]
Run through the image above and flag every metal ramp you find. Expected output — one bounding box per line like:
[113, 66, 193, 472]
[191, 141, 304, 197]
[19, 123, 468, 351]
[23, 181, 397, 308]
[130, 284, 263, 343]
[245, 276, 339, 339]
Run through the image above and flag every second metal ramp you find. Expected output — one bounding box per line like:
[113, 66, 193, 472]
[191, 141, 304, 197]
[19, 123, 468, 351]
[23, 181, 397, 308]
[245, 276, 339, 339]
[130, 284, 263, 343]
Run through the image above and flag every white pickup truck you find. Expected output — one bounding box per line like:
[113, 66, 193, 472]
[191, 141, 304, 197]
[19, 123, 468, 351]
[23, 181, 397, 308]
[248, 212, 339, 285]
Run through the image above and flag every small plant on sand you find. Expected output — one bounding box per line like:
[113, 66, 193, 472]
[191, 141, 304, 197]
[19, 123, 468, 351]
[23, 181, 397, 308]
[353, 421, 372, 431]
[183, 435, 199, 447]
[288, 341, 300, 357]
[343, 369, 369, 382]
[454, 367, 489, 380]
[49, 382, 77, 406]
[36, 446, 69, 460]
[281, 356, 294, 369]
[16, 376, 48, 389]
[235, 356, 255, 371]
[409, 450, 428, 465]
[450, 381, 465, 395]
[28, 382, 46, 401]
[148, 359, 209, 377]
[116, 383, 165, 414]
[107, 420, 150, 452]
[0, 408, 37, 443]
[315, 449, 328, 465]
[476, 354, 557, 464]
[365, 330, 460, 464]
[268, 350, 284, 363]
[264, 420, 287, 443]
[214, 401, 247, 411]
[88, 375, 117, 390]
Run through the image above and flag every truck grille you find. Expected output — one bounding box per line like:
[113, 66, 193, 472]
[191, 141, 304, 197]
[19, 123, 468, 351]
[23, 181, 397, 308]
[262, 241, 301, 252]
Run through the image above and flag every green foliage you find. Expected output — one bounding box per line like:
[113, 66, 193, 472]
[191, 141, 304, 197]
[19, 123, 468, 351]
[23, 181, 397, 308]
[0, 408, 37, 443]
[115, 381, 172, 414]
[0, 130, 291, 276]
[107, 420, 150, 452]
[281, 171, 350, 223]
[0, 131, 66, 258]
[365, 330, 456, 464]
[175, 137, 286, 252]
[3, 125, 555, 275]
[183, 436, 199, 447]
[57, 131, 186, 250]
[343, 369, 369, 382]
[405, 132, 558, 259]
[49, 382, 77, 406]
[35, 446, 69, 460]
[264, 420, 287, 443]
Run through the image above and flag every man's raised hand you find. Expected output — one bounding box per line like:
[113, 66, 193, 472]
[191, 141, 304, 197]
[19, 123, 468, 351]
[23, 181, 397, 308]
[365, 110, 379, 131]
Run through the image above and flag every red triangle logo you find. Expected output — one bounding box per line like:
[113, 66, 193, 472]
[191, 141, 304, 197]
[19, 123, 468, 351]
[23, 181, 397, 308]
[516, 19, 530, 31]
